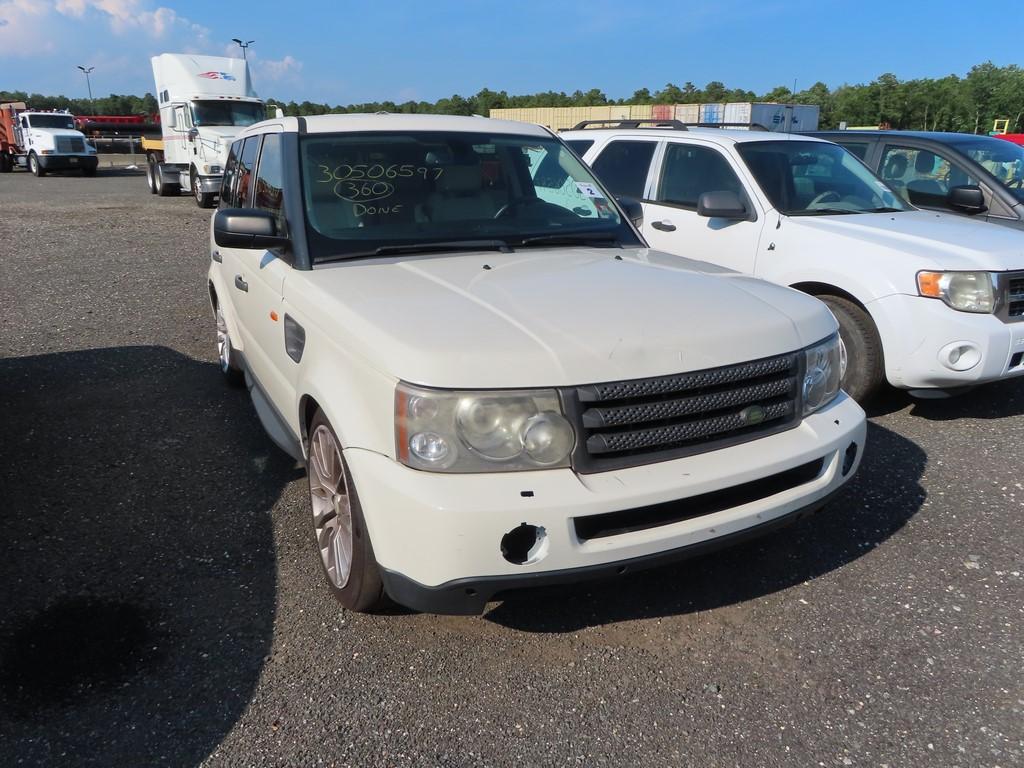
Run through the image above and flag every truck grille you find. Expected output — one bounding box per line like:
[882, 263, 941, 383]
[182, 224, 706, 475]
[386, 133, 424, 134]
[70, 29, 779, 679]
[1008, 274, 1024, 318]
[563, 352, 803, 473]
[56, 136, 85, 153]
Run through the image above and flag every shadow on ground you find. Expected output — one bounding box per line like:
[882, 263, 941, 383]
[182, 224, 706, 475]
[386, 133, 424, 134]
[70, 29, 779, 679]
[485, 420, 926, 632]
[0, 346, 299, 767]
[865, 377, 1024, 420]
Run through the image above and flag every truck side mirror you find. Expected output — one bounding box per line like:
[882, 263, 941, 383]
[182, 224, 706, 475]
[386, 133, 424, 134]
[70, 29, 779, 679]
[947, 185, 986, 214]
[616, 196, 644, 228]
[187, 128, 199, 142]
[167, 110, 177, 129]
[697, 190, 750, 220]
[214, 209, 290, 250]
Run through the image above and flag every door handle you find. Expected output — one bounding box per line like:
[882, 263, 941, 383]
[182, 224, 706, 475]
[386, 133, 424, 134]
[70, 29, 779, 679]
[211, 250, 222, 263]
[234, 275, 248, 292]
[651, 220, 676, 232]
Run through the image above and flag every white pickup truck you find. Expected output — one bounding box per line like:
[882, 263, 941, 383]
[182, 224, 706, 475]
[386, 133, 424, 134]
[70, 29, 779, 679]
[208, 114, 864, 615]
[562, 125, 1024, 401]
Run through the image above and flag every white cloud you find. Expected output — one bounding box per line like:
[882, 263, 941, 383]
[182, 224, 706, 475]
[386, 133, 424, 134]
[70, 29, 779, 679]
[0, 0, 56, 56]
[258, 55, 303, 81]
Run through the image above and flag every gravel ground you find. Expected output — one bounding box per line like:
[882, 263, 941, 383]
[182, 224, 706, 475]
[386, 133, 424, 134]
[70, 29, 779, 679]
[1, 171, 1022, 768]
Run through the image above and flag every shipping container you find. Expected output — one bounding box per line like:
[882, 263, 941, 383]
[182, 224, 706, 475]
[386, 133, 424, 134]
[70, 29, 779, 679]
[724, 102, 752, 125]
[651, 104, 673, 120]
[674, 104, 700, 123]
[629, 104, 654, 120]
[700, 103, 725, 124]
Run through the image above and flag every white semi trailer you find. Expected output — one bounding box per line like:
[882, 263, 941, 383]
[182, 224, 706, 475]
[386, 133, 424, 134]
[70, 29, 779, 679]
[143, 53, 267, 207]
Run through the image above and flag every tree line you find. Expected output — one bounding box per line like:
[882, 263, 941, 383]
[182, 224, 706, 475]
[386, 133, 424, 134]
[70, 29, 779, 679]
[3, 62, 1022, 133]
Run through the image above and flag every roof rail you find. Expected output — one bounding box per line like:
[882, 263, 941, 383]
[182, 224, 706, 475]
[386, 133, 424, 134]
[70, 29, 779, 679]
[566, 119, 689, 131]
[683, 122, 771, 131]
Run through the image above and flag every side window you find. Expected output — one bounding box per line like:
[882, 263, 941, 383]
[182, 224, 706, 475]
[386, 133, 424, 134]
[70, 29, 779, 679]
[253, 134, 287, 234]
[839, 142, 869, 161]
[880, 145, 977, 207]
[590, 140, 657, 199]
[566, 139, 594, 156]
[220, 141, 241, 208]
[235, 136, 261, 208]
[656, 143, 745, 209]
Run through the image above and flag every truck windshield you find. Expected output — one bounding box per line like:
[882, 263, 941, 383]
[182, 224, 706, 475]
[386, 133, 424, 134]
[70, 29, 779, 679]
[190, 101, 265, 127]
[737, 140, 909, 215]
[28, 114, 75, 130]
[949, 136, 1024, 202]
[300, 131, 641, 262]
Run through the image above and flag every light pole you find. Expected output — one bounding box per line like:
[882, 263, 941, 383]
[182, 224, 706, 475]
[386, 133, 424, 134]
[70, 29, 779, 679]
[231, 39, 254, 60]
[77, 65, 95, 114]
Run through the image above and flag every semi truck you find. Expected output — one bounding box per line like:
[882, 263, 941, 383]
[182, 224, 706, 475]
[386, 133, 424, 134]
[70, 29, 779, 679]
[143, 53, 268, 207]
[0, 101, 99, 176]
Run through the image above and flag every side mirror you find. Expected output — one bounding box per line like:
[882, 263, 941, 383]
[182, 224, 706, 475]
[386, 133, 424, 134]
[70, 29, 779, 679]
[616, 196, 644, 228]
[167, 110, 177, 129]
[187, 127, 199, 142]
[947, 185, 986, 213]
[697, 190, 749, 220]
[214, 209, 290, 250]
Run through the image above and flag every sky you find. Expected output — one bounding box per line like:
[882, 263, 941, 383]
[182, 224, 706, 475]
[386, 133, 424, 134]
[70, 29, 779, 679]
[2, 0, 1022, 104]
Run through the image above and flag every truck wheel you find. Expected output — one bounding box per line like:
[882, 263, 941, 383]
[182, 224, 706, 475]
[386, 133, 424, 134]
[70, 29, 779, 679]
[215, 303, 245, 388]
[820, 295, 885, 403]
[156, 164, 179, 197]
[29, 153, 46, 177]
[192, 168, 216, 208]
[145, 157, 158, 194]
[307, 410, 388, 613]
[0, 154, 11, 173]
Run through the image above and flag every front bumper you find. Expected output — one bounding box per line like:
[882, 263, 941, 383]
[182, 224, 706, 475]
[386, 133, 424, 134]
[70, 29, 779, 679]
[871, 293, 1024, 389]
[196, 174, 223, 194]
[38, 154, 98, 171]
[346, 393, 865, 614]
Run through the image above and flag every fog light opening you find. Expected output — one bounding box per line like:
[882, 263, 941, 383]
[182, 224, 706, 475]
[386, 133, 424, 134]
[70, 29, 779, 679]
[500, 523, 548, 565]
[842, 442, 858, 477]
[938, 341, 981, 372]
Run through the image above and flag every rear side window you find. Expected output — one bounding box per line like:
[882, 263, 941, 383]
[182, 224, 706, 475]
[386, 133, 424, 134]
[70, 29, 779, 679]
[220, 141, 241, 208]
[591, 140, 657, 199]
[254, 134, 287, 234]
[657, 143, 744, 209]
[566, 139, 594, 156]
[839, 142, 869, 161]
[235, 136, 261, 208]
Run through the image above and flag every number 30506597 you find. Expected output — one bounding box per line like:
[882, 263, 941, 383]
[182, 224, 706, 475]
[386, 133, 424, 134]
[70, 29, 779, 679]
[316, 164, 444, 182]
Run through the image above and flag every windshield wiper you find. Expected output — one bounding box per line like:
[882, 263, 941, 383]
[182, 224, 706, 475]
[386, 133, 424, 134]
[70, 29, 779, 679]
[317, 239, 513, 264]
[865, 206, 904, 213]
[518, 232, 622, 247]
[791, 207, 865, 216]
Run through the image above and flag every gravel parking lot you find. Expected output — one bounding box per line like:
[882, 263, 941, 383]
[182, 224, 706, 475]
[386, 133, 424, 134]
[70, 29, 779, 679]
[1, 170, 1022, 768]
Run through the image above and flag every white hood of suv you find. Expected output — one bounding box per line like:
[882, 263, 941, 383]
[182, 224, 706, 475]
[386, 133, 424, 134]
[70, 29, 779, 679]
[294, 247, 837, 389]
[787, 210, 1024, 272]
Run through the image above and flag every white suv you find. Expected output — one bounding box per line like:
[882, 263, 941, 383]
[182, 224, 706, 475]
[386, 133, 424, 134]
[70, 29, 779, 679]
[562, 125, 1024, 401]
[208, 114, 864, 615]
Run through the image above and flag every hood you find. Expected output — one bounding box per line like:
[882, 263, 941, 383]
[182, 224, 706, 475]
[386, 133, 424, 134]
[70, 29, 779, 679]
[292, 247, 836, 389]
[31, 128, 86, 139]
[786, 210, 1024, 271]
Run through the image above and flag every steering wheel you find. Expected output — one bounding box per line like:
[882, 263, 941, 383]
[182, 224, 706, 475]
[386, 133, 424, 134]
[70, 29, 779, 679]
[494, 197, 544, 219]
[808, 190, 842, 207]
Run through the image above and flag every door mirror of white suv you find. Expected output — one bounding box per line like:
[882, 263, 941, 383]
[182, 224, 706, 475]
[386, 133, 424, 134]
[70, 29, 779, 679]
[214, 209, 290, 250]
[947, 185, 986, 214]
[697, 190, 749, 220]
[616, 196, 644, 228]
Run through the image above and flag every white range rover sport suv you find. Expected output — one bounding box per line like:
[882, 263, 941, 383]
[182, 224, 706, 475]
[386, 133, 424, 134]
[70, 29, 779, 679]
[208, 114, 865, 615]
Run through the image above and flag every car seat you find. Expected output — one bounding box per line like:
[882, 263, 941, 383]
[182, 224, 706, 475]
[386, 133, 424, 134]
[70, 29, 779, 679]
[906, 151, 946, 202]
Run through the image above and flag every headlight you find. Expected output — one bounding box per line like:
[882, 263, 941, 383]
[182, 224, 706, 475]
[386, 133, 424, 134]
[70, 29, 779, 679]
[202, 164, 222, 174]
[396, 383, 575, 472]
[802, 334, 843, 415]
[917, 271, 995, 313]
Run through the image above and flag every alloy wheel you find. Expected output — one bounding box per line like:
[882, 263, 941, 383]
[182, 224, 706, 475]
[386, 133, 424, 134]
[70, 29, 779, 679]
[308, 424, 354, 589]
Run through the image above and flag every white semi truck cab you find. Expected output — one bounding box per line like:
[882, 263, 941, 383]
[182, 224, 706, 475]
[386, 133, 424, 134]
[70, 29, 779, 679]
[0, 103, 98, 176]
[143, 53, 267, 207]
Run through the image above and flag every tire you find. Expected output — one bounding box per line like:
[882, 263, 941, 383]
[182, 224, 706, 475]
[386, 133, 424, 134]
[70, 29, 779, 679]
[29, 153, 45, 177]
[145, 157, 158, 194]
[156, 164, 179, 197]
[192, 168, 215, 208]
[820, 295, 885, 403]
[307, 410, 388, 613]
[214, 302, 245, 388]
[0, 154, 11, 173]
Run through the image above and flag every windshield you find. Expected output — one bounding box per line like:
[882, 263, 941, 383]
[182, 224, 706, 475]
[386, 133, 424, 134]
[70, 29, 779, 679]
[737, 140, 909, 215]
[949, 135, 1024, 202]
[27, 114, 75, 130]
[190, 100, 266, 127]
[299, 131, 641, 262]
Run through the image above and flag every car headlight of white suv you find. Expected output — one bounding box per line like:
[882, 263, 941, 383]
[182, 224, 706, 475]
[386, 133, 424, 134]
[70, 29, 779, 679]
[802, 334, 844, 415]
[917, 270, 995, 313]
[396, 383, 576, 472]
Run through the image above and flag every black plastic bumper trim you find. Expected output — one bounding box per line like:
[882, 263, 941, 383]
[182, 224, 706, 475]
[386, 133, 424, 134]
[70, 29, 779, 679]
[379, 485, 845, 615]
[38, 155, 98, 171]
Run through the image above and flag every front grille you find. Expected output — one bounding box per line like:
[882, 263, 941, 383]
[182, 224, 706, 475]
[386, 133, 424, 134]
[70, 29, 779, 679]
[1008, 275, 1024, 318]
[563, 352, 803, 473]
[56, 136, 85, 153]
